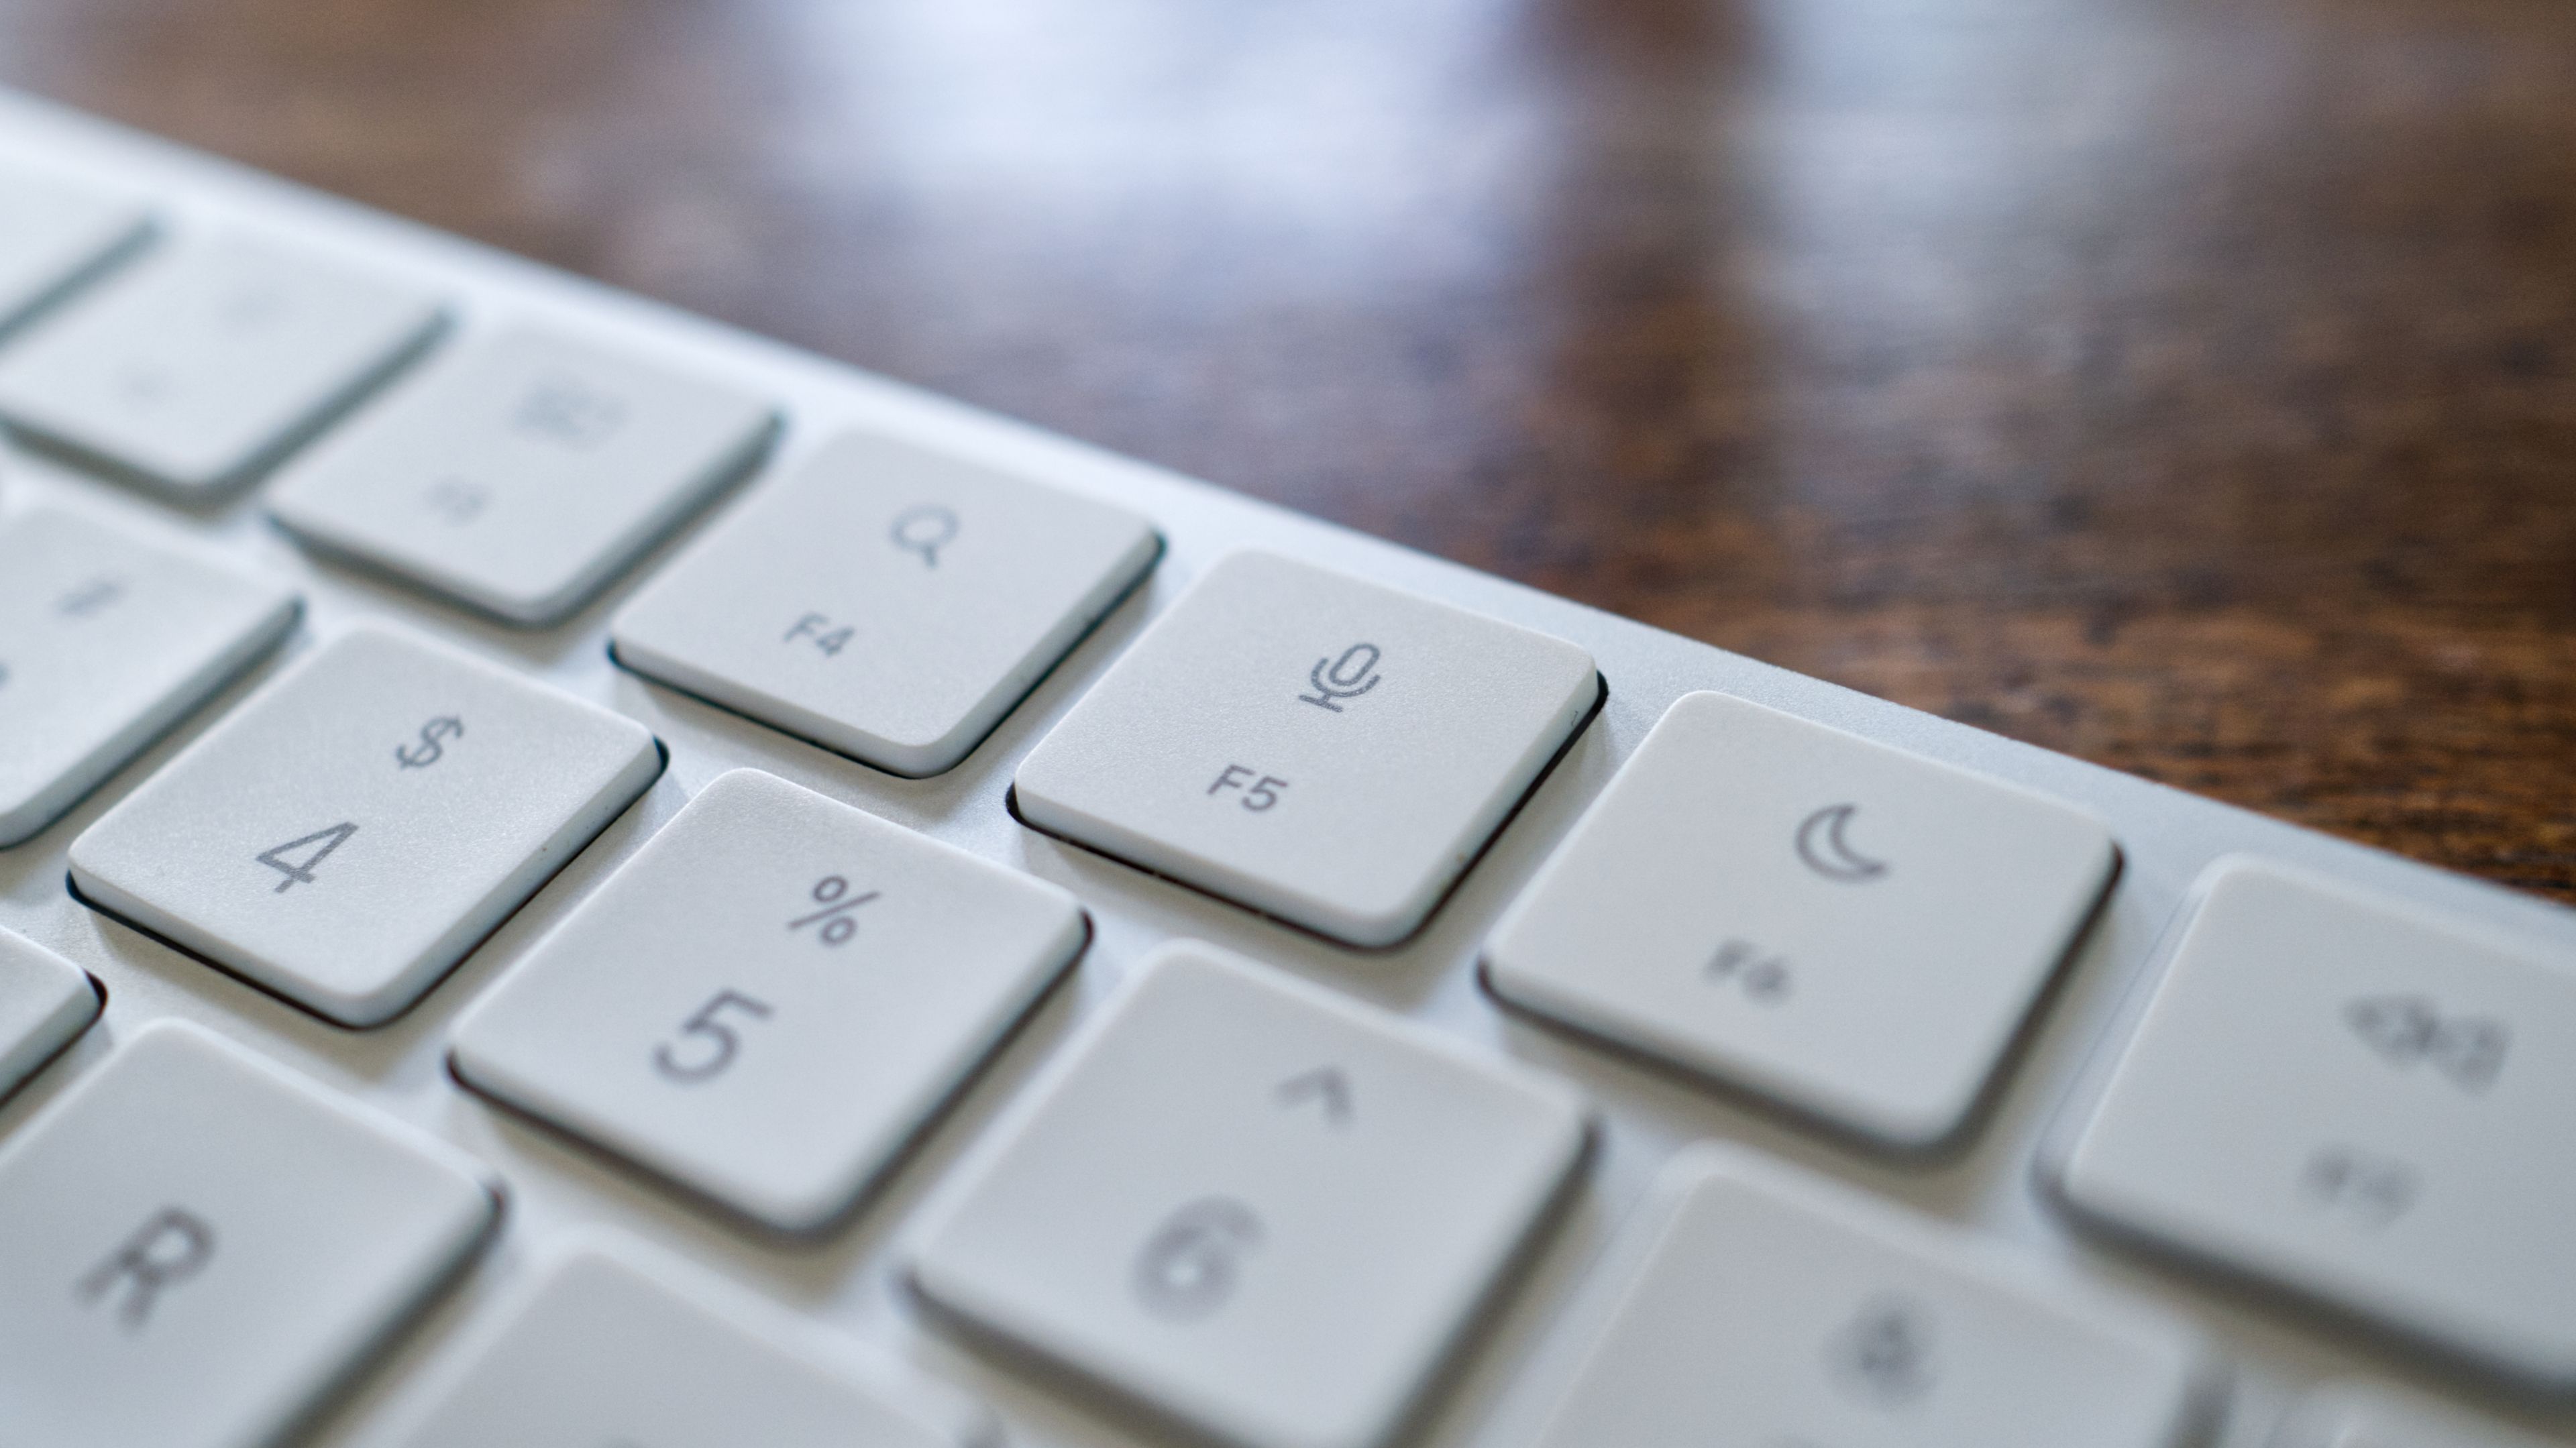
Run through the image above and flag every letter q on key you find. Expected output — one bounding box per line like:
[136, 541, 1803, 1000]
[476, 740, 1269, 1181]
[1299, 642, 1383, 712]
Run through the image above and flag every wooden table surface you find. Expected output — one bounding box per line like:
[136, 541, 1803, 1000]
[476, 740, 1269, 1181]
[5, 0, 2570, 901]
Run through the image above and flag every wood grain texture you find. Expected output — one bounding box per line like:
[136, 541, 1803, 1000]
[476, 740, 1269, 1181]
[3, 0, 2570, 899]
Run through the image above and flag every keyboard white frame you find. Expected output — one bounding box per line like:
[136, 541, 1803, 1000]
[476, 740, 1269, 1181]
[0, 87, 2567, 1447]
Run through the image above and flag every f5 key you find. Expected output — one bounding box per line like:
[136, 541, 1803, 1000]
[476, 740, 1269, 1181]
[1013, 551, 1601, 948]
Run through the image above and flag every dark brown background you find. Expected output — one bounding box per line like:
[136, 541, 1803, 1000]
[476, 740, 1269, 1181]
[6, 0, 2571, 899]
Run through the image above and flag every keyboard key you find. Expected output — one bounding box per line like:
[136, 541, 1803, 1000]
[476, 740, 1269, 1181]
[267, 327, 778, 624]
[68, 622, 660, 1026]
[0, 232, 443, 493]
[450, 767, 1085, 1232]
[1484, 690, 2118, 1148]
[0, 165, 150, 333]
[1529, 1144, 2210, 1448]
[0, 1020, 499, 1448]
[612, 430, 1159, 775]
[2057, 857, 2576, 1389]
[0, 928, 100, 1101]
[0, 505, 301, 846]
[908, 940, 1591, 1448]
[1012, 551, 1599, 946]
[2274, 1384, 2555, 1448]
[378, 1232, 990, 1448]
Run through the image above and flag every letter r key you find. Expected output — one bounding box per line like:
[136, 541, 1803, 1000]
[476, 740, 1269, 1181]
[0, 1022, 500, 1448]
[77, 1207, 216, 1330]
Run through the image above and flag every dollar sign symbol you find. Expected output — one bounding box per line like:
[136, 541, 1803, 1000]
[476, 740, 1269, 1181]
[395, 716, 464, 770]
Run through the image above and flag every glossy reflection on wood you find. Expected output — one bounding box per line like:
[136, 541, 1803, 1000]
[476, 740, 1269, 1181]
[3, 0, 2571, 899]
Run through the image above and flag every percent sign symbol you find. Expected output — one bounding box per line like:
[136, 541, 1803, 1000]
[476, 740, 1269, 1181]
[788, 875, 879, 946]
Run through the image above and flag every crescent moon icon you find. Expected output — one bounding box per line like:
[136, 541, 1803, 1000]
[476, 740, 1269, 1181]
[1795, 803, 1889, 883]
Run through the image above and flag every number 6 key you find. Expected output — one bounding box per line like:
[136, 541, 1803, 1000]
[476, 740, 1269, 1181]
[906, 940, 1591, 1448]
[68, 622, 661, 1026]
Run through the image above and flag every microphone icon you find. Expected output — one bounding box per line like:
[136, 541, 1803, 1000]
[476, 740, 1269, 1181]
[1299, 642, 1384, 712]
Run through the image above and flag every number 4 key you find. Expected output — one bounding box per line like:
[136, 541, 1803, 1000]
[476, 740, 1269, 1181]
[255, 823, 357, 893]
[70, 624, 661, 1027]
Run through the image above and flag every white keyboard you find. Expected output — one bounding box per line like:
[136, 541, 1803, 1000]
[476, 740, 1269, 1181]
[0, 87, 2569, 1448]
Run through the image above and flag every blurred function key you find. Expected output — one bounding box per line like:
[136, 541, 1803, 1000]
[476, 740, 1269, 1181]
[0, 1021, 499, 1448]
[450, 768, 1087, 1232]
[2058, 858, 2576, 1389]
[1529, 1144, 2208, 1448]
[1483, 691, 2117, 1148]
[377, 1234, 989, 1448]
[68, 624, 661, 1026]
[0, 164, 150, 331]
[0, 232, 443, 493]
[908, 940, 1590, 1448]
[1012, 551, 1599, 946]
[0, 504, 300, 846]
[268, 327, 777, 624]
[0, 928, 100, 1101]
[612, 431, 1159, 776]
